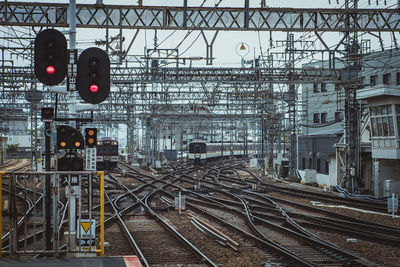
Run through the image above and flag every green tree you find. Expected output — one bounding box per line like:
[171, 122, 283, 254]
[6, 144, 19, 153]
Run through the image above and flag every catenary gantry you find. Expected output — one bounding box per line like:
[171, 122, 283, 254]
[1, 2, 399, 32]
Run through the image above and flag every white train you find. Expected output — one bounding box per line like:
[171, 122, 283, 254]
[188, 140, 258, 164]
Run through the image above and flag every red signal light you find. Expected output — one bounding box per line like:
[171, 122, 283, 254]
[46, 65, 55, 74]
[89, 84, 99, 93]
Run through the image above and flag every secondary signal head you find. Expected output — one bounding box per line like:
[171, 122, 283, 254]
[85, 128, 98, 148]
[56, 125, 84, 150]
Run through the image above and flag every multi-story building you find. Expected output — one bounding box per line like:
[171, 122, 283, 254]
[357, 49, 400, 197]
[298, 60, 345, 187]
[299, 48, 400, 197]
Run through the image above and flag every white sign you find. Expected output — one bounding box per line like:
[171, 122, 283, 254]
[85, 148, 97, 171]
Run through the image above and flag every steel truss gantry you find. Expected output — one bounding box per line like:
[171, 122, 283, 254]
[1, 2, 399, 32]
[1, 65, 339, 85]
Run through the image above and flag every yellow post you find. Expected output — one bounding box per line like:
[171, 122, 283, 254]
[0, 172, 4, 257]
[98, 171, 104, 256]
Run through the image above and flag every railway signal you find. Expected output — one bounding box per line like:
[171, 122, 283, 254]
[85, 128, 97, 148]
[57, 156, 84, 171]
[34, 29, 67, 85]
[41, 107, 54, 122]
[56, 125, 84, 150]
[77, 47, 110, 104]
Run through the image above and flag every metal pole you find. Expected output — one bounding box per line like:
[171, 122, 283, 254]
[68, 0, 77, 253]
[392, 193, 395, 218]
[180, 130, 183, 160]
[0, 172, 3, 257]
[52, 173, 58, 254]
[170, 130, 173, 161]
[178, 191, 181, 215]
[45, 122, 51, 250]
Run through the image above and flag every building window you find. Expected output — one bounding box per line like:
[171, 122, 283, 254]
[321, 113, 327, 123]
[317, 158, 321, 172]
[397, 73, 400, 85]
[321, 83, 327, 92]
[313, 83, 319, 93]
[308, 158, 312, 169]
[359, 76, 365, 89]
[302, 158, 305, 170]
[370, 75, 377, 86]
[335, 111, 343, 122]
[325, 159, 329, 174]
[370, 104, 395, 137]
[313, 113, 320, 123]
[383, 73, 390, 85]
[383, 73, 391, 85]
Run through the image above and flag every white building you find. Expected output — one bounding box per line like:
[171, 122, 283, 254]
[298, 60, 344, 187]
[299, 49, 400, 197]
[357, 49, 400, 197]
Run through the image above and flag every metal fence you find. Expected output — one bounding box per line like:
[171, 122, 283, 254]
[0, 171, 104, 258]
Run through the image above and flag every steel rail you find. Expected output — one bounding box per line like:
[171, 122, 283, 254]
[107, 172, 218, 267]
[118, 165, 317, 266]
[176, 171, 379, 266]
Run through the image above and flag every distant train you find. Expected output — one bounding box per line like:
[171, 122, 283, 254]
[188, 140, 258, 164]
[96, 138, 119, 169]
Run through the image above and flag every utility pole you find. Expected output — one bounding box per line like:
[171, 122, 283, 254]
[286, 33, 297, 177]
[342, 0, 362, 193]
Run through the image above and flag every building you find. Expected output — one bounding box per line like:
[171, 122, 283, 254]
[357, 49, 400, 197]
[298, 48, 400, 197]
[2, 109, 32, 159]
[298, 60, 344, 186]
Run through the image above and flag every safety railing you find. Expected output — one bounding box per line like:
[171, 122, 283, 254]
[0, 171, 104, 258]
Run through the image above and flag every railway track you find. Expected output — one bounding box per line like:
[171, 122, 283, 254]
[103, 169, 216, 266]
[181, 185, 375, 266]
[0, 159, 30, 172]
[118, 162, 286, 266]
[232, 167, 388, 213]
[2, 159, 397, 265]
[170, 160, 398, 266]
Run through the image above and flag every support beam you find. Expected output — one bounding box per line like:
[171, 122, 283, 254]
[1, 3, 399, 32]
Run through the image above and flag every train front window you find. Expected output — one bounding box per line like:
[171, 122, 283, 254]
[194, 145, 201, 153]
[111, 145, 118, 154]
[189, 143, 206, 153]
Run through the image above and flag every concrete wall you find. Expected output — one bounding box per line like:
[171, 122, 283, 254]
[298, 135, 339, 174]
[298, 170, 333, 186]
[373, 159, 400, 197]
[328, 155, 338, 186]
